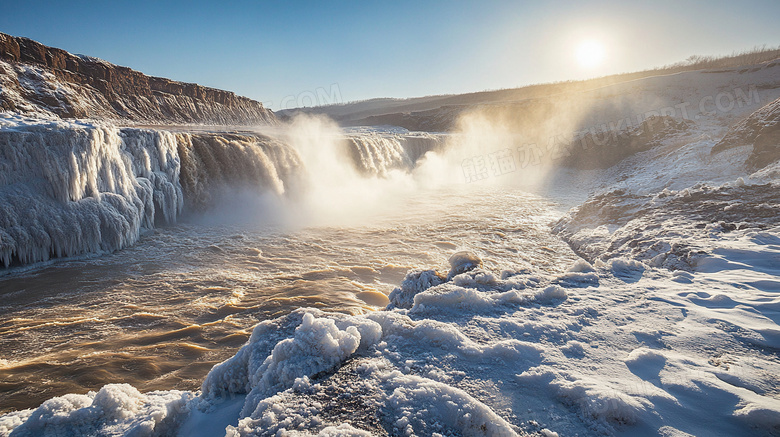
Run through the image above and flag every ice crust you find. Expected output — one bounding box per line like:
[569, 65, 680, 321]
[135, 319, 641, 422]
[0, 115, 444, 268]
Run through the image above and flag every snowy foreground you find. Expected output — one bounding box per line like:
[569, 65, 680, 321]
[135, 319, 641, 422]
[2, 240, 779, 436]
[1, 170, 779, 436]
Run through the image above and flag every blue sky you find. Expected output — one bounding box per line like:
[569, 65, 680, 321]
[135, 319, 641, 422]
[2, 1, 779, 110]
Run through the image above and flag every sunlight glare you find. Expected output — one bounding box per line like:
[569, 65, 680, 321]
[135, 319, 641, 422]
[576, 40, 606, 68]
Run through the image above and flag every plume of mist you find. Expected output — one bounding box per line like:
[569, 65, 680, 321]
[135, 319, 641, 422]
[279, 114, 419, 226]
[190, 72, 727, 230]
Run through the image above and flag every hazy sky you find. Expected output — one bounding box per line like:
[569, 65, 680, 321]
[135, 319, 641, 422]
[2, 0, 779, 110]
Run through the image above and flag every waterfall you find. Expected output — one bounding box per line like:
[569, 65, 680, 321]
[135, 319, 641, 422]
[344, 132, 446, 176]
[0, 118, 305, 267]
[175, 132, 304, 211]
[0, 114, 451, 267]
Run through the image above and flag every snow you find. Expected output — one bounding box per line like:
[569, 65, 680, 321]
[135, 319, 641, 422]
[0, 384, 192, 437]
[3, 183, 780, 436]
[0, 55, 276, 125]
[0, 60, 114, 120]
[160, 239, 777, 436]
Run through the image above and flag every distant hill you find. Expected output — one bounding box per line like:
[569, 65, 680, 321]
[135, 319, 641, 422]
[281, 46, 780, 131]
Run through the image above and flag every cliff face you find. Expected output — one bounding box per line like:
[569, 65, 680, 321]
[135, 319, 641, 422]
[0, 32, 276, 124]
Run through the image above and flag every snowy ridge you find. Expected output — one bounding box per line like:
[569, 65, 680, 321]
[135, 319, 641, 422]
[0, 32, 276, 125]
[558, 115, 696, 169]
[0, 60, 107, 120]
[0, 58, 277, 125]
[552, 93, 780, 270]
[711, 96, 780, 170]
[712, 96, 780, 153]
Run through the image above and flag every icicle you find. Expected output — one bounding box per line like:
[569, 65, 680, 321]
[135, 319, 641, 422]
[0, 119, 186, 267]
[0, 118, 307, 267]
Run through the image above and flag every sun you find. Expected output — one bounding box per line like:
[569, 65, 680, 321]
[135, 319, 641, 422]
[575, 40, 606, 68]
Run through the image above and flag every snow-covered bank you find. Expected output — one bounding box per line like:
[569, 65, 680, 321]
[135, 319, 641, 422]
[3, 116, 780, 436]
[2, 210, 779, 434]
[159, 235, 780, 436]
[553, 180, 780, 271]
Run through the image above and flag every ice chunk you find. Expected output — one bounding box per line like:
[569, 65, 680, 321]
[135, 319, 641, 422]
[5, 384, 191, 437]
[567, 259, 595, 273]
[447, 250, 483, 279]
[607, 257, 646, 281]
[200, 311, 379, 418]
[387, 269, 445, 309]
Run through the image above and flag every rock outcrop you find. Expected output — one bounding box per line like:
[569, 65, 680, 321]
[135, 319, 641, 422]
[711, 97, 780, 170]
[0, 32, 275, 125]
[558, 115, 695, 169]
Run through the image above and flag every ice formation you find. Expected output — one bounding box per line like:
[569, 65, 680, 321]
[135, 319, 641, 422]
[175, 132, 304, 211]
[0, 116, 309, 267]
[2, 56, 780, 436]
[0, 384, 192, 437]
[0, 117, 183, 266]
